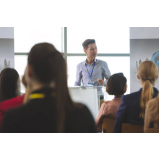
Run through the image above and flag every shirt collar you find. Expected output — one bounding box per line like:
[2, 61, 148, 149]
[84, 59, 97, 65]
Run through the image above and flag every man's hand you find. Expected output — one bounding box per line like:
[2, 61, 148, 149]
[97, 79, 104, 86]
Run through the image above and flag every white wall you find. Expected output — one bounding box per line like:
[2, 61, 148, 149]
[0, 27, 14, 39]
[130, 27, 159, 39]
[130, 39, 159, 93]
[0, 27, 14, 73]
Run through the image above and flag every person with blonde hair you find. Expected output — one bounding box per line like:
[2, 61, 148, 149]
[144, 94, 159, 132]
[113, 60, 159, 133]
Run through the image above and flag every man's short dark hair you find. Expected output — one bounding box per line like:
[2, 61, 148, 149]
[106, 73, 127, 96]
[82, 39, 96, 50]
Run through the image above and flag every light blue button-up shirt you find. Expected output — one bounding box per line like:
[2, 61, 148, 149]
[74, 59, 111, 95]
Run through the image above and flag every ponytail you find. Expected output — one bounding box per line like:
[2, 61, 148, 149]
[137, 61, 158, 119]
[140, 80, 154, 118]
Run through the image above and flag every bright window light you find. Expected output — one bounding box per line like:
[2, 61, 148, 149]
[67, 27, 129, 53]
[14, 27, 62, 52]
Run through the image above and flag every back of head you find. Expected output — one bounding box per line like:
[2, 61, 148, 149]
[0, 68, 20, 102]
[28, 43, 74, 132]
[138, 60, 158, 118]
[82, 39, 96, 50]
[106, 73, 127, 96]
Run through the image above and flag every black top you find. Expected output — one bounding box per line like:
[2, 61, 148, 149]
[1, 88, 97, 133]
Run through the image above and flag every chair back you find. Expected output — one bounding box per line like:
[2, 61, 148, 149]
[102, 117, 115, 133]
[122, 123, 144, 133]
[144, 128, 159, 133]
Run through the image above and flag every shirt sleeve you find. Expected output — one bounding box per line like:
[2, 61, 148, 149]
[102, 62, 111, 86]
[74, 64, 82, 86]
[113, 96, 127, 133]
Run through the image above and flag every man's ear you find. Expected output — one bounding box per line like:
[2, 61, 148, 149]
[84, 49, 88, 55]
[156, 75, 158, 80]
[137, 74, 140, 79]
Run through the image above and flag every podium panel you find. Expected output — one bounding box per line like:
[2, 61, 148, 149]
[69, 87, 99, 120]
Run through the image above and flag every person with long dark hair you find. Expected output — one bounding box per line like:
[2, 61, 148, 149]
[0, 68, 20, 102]
[1, 43, 96, 133]
[0, 70, 27, 132]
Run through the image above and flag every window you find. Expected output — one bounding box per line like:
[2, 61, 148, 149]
[14, 55, 28, 93]
[67, 27, 129, 53]
[14, 27, 62, 93]
[14, 27, 130, 100]
[14, 27, 62, 53]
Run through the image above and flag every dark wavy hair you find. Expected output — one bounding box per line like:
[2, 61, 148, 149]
[28, 43, 76, 132]
[0, 68, 20, 102]
[106, 73, 127, 96]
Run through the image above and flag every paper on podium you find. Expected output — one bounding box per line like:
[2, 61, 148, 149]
[69, 86, 101, 120]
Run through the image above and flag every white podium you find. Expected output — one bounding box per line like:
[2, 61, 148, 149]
[69, 86, 103, 120]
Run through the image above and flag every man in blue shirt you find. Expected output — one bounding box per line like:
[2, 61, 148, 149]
[74, 39, 111, 107]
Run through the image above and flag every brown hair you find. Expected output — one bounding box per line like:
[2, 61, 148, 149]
[0, 68, 20, 102]
[82, 39, 96, 50]
[138, 61, 158, 118]
[28, 43, 75, 132]
[106, 73, 127, 96]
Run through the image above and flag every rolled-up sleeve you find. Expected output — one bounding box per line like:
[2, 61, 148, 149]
[74, 65, 82, 86]
[103, 62, 111, 86]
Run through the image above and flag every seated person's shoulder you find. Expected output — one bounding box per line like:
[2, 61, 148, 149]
[66, 102, 93, 120]
[104, 100, 110, 104]
[3, 102, 30, 122]
[122, 90, 141, 101]
[65, 102, 96, 132]
[69, 102, 88, 112]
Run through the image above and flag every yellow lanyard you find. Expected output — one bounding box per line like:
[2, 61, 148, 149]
[29, 93, 55, 100]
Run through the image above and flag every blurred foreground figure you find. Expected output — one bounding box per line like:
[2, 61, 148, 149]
[1, 43, 96, 133]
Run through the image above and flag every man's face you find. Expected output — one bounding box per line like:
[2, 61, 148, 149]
[84, 43, 97, 59]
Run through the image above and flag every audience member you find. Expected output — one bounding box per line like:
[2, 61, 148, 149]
[144, 94, 159, 132]
[0, 68, 20, 102]
[113, 61, 159, 133]
[1, 43, 97, 133]
[95, 73, 127, 132]
[0, 71, 28, 132]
